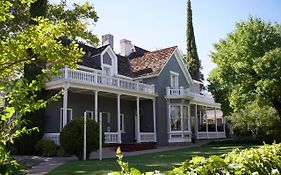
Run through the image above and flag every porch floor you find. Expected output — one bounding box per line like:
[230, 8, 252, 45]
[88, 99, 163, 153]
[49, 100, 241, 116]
[104, 142, 157, 152]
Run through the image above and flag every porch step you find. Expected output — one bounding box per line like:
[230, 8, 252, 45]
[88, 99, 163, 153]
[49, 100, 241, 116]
[105, 142, 157, 152]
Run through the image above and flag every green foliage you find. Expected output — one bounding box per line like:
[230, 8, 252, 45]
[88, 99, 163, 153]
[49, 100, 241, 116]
[35, 139, 57, 157]
[208, 17, 281, 117]
[60, 118, 99, 160]
[0, 0, 99, 172]
[228, 101, 281, 141]
[185, 0, 203, 81]
[0, 145, 21, 175]
[111, 143, 281, 175]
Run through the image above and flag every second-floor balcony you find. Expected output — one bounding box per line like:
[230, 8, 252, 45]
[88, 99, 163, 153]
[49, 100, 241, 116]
[166, 87, 220, 107]
[47, 68, 156, 95]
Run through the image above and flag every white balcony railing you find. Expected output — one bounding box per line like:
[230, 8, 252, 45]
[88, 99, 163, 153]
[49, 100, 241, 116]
[166, 87, 194, 97]
[140, 132, 156, 142]
[104, 132, 119, 143]
[166, 87, 218, 105]
[51, 68, 155, 94]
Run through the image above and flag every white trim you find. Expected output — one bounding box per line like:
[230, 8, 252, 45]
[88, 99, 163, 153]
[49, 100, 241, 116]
[193, 79, 203, 85]
[101, 45, 118, 76]
[85, 110, 94, 120]
[170, 71, 179, 89]
[60, 108, 72, 131]
[78, 65, 101, 73]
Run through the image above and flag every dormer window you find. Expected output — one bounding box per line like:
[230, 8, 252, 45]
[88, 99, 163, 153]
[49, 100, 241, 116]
[170, 71, 179, 89]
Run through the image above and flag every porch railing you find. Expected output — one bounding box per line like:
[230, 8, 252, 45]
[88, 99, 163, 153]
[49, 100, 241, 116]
[104, 132, 118, 144]
[52, 68, 155, 94]
[140, 132, 156, 142]
[43, 133, 60, 145]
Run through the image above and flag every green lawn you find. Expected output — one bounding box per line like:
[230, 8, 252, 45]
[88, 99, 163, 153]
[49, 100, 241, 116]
[48, 143, 258, 175]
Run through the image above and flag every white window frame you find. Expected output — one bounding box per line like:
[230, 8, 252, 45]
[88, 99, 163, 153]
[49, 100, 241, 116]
[120, 114, 125, 133]
[169, 105, 182, 132]
[85, 110, 94, 120]
[170, 71, 179, 89]
[60, 108, 73, 131]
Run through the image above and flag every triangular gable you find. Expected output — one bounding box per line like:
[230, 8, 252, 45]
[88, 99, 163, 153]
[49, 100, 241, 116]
[158, 48, 194, 85]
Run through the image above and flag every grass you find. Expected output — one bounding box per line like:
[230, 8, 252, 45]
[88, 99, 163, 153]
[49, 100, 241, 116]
[48, 143, 259, 175]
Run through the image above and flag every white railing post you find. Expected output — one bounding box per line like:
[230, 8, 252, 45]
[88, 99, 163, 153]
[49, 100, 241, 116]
[180, 86, 184, 95]
[117, 94, 121, 143]
[166, 87, 170, 96]
[64, 67, 68, 79]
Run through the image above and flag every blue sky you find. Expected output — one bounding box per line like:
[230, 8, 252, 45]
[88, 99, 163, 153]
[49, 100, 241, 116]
[51, 0, 281, 81]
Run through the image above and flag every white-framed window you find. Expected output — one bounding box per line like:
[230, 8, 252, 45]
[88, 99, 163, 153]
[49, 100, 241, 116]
[85, 110, 94, 120]
[120, 114, 125, 133]
[103, 65, 111, 76]
[169, 105, 189, 132]
[170, 105, 181, 131]
[170, 71, 179, 88]
[60, 108, 73, 131]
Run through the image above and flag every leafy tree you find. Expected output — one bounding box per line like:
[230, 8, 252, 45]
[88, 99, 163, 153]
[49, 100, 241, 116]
[0, 0, 99, 172]
[209, 17, 281, 118]
[185, 0, 203, 81]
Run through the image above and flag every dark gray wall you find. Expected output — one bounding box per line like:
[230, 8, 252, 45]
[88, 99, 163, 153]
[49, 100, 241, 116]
[142, 55, 190, 146]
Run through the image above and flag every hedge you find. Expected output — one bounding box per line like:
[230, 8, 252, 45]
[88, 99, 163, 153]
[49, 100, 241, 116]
[109, 143, 281, 175]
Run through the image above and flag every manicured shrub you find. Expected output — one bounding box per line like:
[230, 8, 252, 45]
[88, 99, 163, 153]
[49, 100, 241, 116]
[60, 117, 99, 160]
[110, 143, 281, 175]
[35, 139, 57, 157]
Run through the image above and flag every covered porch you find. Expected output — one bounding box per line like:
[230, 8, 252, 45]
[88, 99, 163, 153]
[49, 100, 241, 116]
[191, 104, 226, 139]
[44, 73, 157, 144]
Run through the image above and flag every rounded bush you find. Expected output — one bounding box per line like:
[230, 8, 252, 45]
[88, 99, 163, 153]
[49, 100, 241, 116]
[60, 118, 99, 160]
[35, 139, 57, 157]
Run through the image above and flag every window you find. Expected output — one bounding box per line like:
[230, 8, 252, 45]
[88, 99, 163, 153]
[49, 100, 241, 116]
[60, 108, 72, 131]
[120, 114, 125, 133]
[170, 71, 179, 88]
[85, 111, 94, 120]
[170, 106, 181, 131]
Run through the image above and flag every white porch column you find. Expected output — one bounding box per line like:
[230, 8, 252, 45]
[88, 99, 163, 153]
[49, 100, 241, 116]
[215, 108, 218, 139]
[188, 104, 191, 132]
[62, 85, 68, 128]
[195, 104, 198, 138]
[136, 97, 140, 143]
[180, 104, 183, 133]
[205, 106, 209, 139]
[117, 94, 121, 143]
[94, 91, 99, 122]
[152, 98, 157, 142]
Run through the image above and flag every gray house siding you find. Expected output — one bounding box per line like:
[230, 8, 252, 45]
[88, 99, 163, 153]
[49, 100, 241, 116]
[142, 54, 190, 146]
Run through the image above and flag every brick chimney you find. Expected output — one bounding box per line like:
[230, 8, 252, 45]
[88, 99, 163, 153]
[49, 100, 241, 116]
[102, 34, 114, 50]
[120, 39, 135, 57]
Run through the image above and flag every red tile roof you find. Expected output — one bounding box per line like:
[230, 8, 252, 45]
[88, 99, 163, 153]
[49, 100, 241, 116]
[130, 46, 177, 77]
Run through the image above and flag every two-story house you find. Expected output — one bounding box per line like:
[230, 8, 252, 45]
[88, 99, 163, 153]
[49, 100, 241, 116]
[44, 34, 226, 146]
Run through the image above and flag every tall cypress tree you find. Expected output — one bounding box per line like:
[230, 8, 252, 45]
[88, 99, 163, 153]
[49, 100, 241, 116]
[185, 0, 203, 81]
[16, 0, 48, 154]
